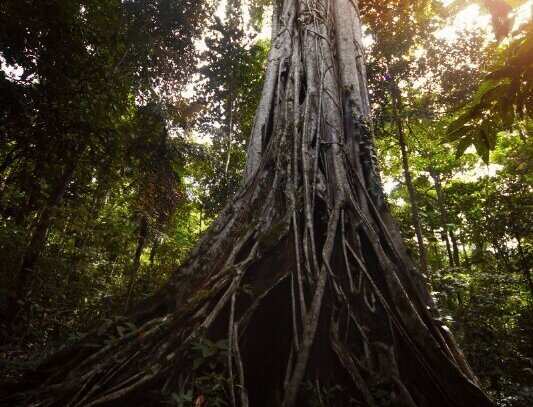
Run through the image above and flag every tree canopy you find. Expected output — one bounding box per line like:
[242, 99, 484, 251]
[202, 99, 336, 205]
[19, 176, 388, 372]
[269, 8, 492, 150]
[0, 0, 531, 405]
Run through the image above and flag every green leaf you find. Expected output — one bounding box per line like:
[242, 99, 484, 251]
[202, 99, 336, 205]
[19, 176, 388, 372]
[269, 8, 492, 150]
[446, 123, 472, 143]
[472, 80, 501, 105]
[481, 121, 498, 150]
[480, 82, 510, 104]
[473, 132, 490, 163]
[498, 103, 515, 129]
[215, 339, 229, 350]
[447, 111, 474, 137]
[455, 136, 473, 159]
[193, 357, 203, 370]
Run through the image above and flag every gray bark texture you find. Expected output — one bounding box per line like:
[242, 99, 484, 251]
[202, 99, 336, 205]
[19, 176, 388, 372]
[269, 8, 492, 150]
[1, 1, 495, 406]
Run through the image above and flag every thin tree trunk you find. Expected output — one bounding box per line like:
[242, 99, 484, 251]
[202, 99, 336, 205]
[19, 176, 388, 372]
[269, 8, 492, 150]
[506, 197, 533, 299]
[0, 159, 26, 220]
[433, 241, 443, 270]
[67, 236, 85, 284]
[225, 93, 235, 176]
[459, 229, 470, 264]
[225, 4, 239, 175]
[225, 105, 234, 175]
[0, 164, 18, 214]
[124, 214, 149, 311]
[13, 161, 77, 302]
[430, 168, 458, 268]
[3, 1, 493, 406]
[0, 146, 24, 202]
[514, 234, 533, 300]
[0, 146, 21, 176]
[149, 236, 160, 268]
[390, 89, 429, 276]
[2, 160, 78, 339]
[450, 230, 461, 267]
[67, 186, 108, 284]
[492, 240, 512, 273]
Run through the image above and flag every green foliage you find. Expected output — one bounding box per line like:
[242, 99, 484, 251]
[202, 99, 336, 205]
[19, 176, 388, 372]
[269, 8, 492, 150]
[0, 0, 213, 347]
[447, 14, 532, 162]
[169, 337, 232, 406]
[368, 2, 532, 398]
[192, 5, 269, 220]
[447, 0, 528, 39]
[248, 0, 272, 31]
[0, 0, 531, 405]
[382, 127, 532, 403]
[190, 338, 230, 370]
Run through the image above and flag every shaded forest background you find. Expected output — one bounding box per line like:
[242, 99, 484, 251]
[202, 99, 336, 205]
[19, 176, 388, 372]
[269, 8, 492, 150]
[0, 0, 531, 405]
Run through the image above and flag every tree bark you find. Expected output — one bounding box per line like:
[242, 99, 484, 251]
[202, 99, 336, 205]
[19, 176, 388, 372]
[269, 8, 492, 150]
[124, 214, 149, 311]
[16, 162, 76, 293]
[149, 236, 160, 268]
[4, 159, 78, 332]
[67, 186, 109, 284]
[450, 230, 461, 266]
[2, 1, 494, 406]
[513, 233, 533, 300]
[459, 229, 470, 264]
[505, 197, 533, 300]
[390, 87, 429, 276]
[0, 145, 25, 201]
[430, 168, 458, 268]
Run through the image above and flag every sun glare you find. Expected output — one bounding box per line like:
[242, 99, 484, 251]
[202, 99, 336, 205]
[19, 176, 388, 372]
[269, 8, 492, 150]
[436, 4, 490, 42]
[437, 0, 533, 42]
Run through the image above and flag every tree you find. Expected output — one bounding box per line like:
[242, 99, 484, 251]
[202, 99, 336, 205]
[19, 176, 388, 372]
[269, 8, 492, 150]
[446, 1, 532, 161]
[123, 105, 186, 311]
[3, 1, 494, 406]
[0, 0, 213, 332]
[194, 2, 269, 220]
[368, 18, 491, 273]
[381, 77, 430, 275]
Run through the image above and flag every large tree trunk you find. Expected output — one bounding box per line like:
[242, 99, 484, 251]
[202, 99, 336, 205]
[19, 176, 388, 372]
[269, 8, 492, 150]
[3, 1, 494, 406]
